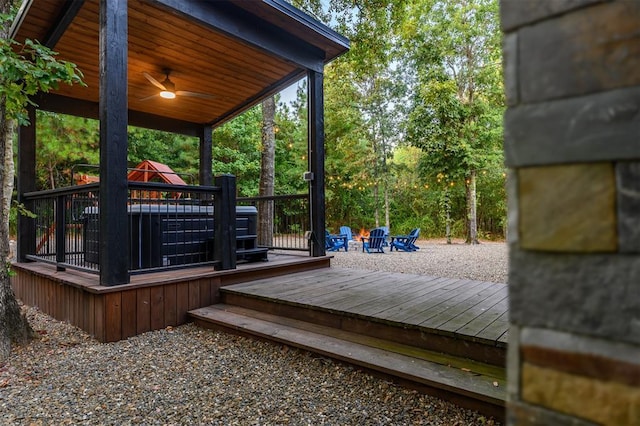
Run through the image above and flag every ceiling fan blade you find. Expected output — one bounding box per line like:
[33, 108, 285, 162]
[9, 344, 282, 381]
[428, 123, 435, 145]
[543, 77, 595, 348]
[139, 94, 160, 101]
[143, 72, 166, 90]
[176, 90, 216, 100]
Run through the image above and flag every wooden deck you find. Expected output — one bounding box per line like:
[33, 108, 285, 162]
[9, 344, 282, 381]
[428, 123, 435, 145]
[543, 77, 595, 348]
[10, 252, 330, 342]
[218, 268, 508, 365]
[13, 256, 509, 420]
[190, 267, 509, 420]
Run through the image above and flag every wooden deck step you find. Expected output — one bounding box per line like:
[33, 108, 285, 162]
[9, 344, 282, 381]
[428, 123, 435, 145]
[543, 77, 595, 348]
[189, 304, 506, 419]
[220, 281, 507, 367]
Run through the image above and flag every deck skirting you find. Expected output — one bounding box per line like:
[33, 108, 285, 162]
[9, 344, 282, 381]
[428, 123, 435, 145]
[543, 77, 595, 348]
[11, 254, 330, 342]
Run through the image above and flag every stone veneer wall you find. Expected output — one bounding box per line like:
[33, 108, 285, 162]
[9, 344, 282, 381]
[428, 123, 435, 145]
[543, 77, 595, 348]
[500, 0, 639, 425]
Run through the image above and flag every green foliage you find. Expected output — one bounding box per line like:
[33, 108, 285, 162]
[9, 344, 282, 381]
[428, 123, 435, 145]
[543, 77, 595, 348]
[402, 0, 505, 238]
[128, 127, 199, 184]
[212, 106, 262, 197]
[2, 1, 508, 241]
[273, 101, 308, 195]
[0, 15, 84, 123]
[405, 0, 503, 178]
[475, 168, 507, 239]
[35, 112, 99, 188]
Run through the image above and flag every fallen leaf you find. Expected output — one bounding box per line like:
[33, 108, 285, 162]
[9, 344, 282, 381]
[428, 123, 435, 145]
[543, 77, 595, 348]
[492, 381, 499, 387]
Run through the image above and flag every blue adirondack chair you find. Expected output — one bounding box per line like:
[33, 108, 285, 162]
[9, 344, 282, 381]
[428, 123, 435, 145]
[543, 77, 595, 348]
[326, 230, 347, 252]
[339, 226, 354, 248]
[361, 227, 386, 253]
[380, 226, 390, 247]
[390, 228, 420, 252]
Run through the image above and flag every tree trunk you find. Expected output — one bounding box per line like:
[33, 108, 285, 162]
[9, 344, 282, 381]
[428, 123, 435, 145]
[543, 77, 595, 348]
[48, 160, 56, 189]
[0, 0, 33, 362]
[384, 182, 390, 232]
[373, 183, 379, 227]
[257, 96, 276, 246]
[444, 190, 452, 244]
[0, 108, 33, 362]
[466, 170, 479, 245]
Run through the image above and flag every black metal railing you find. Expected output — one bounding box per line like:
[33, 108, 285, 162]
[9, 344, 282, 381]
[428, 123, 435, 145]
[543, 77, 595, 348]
[21, 182, 308, 275]
[238, 194, 310, 252]
[23, 181, 232, 274]
[28, 183, 100, 272]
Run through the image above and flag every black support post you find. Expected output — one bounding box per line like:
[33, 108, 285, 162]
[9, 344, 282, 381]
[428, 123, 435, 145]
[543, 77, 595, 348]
[308, 70, 326, 257]
[199, 124, 213, 186]
[214, 174, 236, 270]
[98, 0, 129, 285]
[17, 106, 36, 262]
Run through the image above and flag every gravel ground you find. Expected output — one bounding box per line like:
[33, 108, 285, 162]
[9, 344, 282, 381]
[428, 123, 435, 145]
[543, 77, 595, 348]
[1, 240, 506, 425]
[330, 239, 507, 284]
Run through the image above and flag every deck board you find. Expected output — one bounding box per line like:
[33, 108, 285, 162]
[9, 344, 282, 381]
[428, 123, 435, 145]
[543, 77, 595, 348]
[377, 278, 474, 324]
[454, 296, 509, 342]
[476, 311, 510, 342]
[229, 269, 379, 301]
[352, 276, 456, 317]
[417, 282, 504, 329]
[274, 271, 381, 301]
[285, 273, 389, 306]
[223, 267, 509, 348]
[296, 274, 412, 308]
[338, 275, 443, 315]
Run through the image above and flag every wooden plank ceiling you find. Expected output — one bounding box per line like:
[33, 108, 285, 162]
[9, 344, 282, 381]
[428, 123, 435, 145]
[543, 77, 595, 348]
[11, 0, 348, 130]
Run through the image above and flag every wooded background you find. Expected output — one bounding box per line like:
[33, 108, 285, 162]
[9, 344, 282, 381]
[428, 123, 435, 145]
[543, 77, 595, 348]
[19, 0, 505, 241]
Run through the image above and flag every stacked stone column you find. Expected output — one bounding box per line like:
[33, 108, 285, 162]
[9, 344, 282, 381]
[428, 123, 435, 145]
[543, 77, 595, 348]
[501, 0, 639, 424]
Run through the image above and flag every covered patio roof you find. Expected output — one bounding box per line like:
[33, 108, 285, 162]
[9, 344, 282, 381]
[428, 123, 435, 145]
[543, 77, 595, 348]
[13, 0, 346, 285]
[11, 0, 349, 135]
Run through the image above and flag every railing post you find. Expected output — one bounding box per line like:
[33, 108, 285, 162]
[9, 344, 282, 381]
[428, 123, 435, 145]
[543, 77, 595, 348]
[55, 194, 66, 271]
[214, 174, 236, 270]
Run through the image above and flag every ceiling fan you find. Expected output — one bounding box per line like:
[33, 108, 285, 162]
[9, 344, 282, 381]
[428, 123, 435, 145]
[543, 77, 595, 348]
[141, 69, 216, 101]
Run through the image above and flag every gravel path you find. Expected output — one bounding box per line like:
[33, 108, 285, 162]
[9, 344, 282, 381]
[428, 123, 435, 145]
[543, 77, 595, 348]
[1, 240, 506, 425]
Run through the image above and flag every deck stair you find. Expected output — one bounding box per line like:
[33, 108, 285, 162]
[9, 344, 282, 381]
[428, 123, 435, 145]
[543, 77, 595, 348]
[189, 269, 507, 420]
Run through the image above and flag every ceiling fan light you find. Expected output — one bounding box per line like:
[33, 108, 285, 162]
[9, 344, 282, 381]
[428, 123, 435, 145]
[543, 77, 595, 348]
[160, 90, 176, 99]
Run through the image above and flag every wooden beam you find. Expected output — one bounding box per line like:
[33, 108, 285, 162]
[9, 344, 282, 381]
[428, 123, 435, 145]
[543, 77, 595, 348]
[35, 93, 201, 137]
[17, 106, 36, 263]
[199, 125, 213, 186]
[99, 0, 130, 285]
[43, 0, 87, 49]
[308, 70, 325, 257]
[149, 0, 325, 72]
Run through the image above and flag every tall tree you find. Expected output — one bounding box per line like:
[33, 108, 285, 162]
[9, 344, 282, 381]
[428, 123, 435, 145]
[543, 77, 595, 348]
[258, 96, 276, 246]
[0, 3, 83, 360]
[404, 0, 504, 244]
[326, 0, 407, 231]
